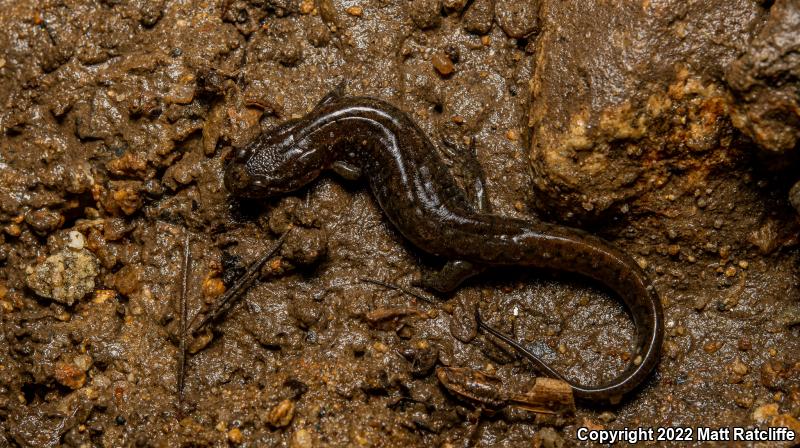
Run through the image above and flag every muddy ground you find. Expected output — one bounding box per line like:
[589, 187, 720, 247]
[1, 0, 799, 447]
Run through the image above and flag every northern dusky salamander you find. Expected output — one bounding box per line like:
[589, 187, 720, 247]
[223, 86, 664, 403]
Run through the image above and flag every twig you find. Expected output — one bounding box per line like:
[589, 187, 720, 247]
[188, 230, 290, 335]
[359, 277, 437, 304]
[178, 232, 191, 416]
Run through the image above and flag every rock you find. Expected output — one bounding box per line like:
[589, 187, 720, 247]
[748, 219, 780, 255]
[463, 0, 494, 35]
[790, 180, 800, 214]
[67, 231, 86, 250]
[432, 52, 455, 76]
[291, 428, 314, 448]
[265, 399, 295, 428]
[442, 0, 467, 13]
[288, 293, 322, 330]
[249, 21, 304, 67]
[54, 361, 87, 389]
[726, 0, 800, 156]
[495, 0, 539, 38]
[26, 247, 100, 306]
[407, 0, 441, 30]
[533, 427, 566, 448]
[227, 427, 243, 444]
[280, 227, 328, 267]
[100, 181, 143, 216]
[752, 403, 779, 423]
[528, 0, 761, 219]
[139, 0, 164, 27]
[24, 208, 64, 235]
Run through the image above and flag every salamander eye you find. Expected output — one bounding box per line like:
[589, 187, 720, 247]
[223, 163, 254, 193]
[234, 147, 249, 161]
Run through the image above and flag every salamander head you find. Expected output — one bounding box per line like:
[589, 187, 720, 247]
[224, 119, 329, 198]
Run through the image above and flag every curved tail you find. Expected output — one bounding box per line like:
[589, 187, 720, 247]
[479, 235, 664, 403]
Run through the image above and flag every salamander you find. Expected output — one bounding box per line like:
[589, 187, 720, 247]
[223, 86, 664, 402]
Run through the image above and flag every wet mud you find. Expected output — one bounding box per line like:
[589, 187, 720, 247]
[1, 0, 799, 446]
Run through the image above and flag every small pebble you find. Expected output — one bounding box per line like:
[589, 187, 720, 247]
[789, 180, 800, 213]
[299, 0, 314, 14]
[202, 276, 225, 303]
[265, 399, 295, 428]
[73, 354, 93, 372]
[719, 246, 730, 259]
[442, 0, 467, 12]
[463, 0, 494, 35]
[291, 428, 314, 448]
[4, 223, 21, 237]
[730, 358, 749, 376]
[407, 0, 441, 30]
[598, 411, 616, 423]
[752, 403, 778, 423]
[54, 361, 86, 389]
[228, 427, 243, 444]
[703, 340, 722, 353]
[345, 6, 363, 16]
[737, 337, 752, 351]
[25, 208, 63, 234]
[692, 296, 708, 311]
[67, 231, 86, 250]
[495, 0, 538, 38]
[432, 52, 455, 76]
[26, 248, 100, 306]
[533, 427, 566, 448]
[748, 220, 779, 255]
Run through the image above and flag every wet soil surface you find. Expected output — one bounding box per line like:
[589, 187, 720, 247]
[1, 0, 799, 447]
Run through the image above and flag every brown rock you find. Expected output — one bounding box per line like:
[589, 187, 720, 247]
[495, 0, 539, 38]
[265, 399, 295, 428]
[463, 0, 494, 35]
[24, 208, 64, 235]
[790, 180, 800, 214]
[432, 52, 455, 76]
[442, 0, 467, 13]
[726, 0, 800, 155]
[26, 248, 100, 306]
[280, 227, 328, 266]
[528, 0, 761, 218]
[54, 361, 86, 389]
[407, 0, 441, 30]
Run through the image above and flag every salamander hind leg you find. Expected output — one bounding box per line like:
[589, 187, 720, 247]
[418, 138, 489, 293]
[439, 135, 490, 213]
[416, 259, 486, 293]
[315, 81, 346, 108]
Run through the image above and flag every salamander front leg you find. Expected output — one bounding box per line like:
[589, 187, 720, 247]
[331, 161, 362, 180]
